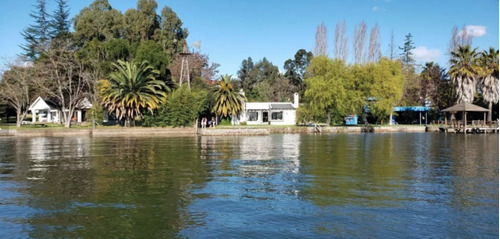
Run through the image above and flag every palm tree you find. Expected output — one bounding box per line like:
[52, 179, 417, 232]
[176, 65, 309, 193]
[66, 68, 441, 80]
[449, 45, 481, 103]
[100, 60, 168, 127]
[212, 75, 246, 123]
[479, 47, 499, 121]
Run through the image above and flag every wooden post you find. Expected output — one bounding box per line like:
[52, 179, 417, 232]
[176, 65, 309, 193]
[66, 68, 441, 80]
[464, 111, 467, 134]
[445, 113, 447, 127]
[484, 112, 486, 127]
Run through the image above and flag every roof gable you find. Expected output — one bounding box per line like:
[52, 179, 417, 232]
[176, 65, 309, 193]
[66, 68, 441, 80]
[29, 96, 55, 111]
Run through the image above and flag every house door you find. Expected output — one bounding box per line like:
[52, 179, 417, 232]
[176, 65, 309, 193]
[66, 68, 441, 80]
[262, 112, 268, 123]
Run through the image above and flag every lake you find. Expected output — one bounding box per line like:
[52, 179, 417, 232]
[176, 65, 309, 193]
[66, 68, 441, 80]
[0, 133, 498, 238]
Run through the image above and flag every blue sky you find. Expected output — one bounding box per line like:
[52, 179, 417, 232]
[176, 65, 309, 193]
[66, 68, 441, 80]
[0, 0, 498, 75]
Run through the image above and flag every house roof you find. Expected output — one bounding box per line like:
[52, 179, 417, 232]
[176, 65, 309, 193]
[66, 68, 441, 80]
[442, 102, 489, 112]
[270, 104, 295, 109]
[28, 96, 92, 111]
[29, 96, 57, 111]
[245, 102, 296, 110]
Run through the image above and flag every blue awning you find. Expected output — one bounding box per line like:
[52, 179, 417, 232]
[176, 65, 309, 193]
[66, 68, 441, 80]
[393, 106, 430, 112]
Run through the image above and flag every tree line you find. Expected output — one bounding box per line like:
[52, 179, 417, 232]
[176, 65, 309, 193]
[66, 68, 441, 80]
[0, 3, 497, 127]
[0, 0, 220, 128]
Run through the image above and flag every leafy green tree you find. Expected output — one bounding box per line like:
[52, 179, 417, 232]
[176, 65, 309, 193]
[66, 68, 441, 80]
[237, 57, 255, 92]
[124, 0, 159, 42]
[156, 6, 189, 60]
[399, 33, 415, 65]
[135, 40, 170, 75]
[419, 62, 449, 107]
[305, 56, 354, 125]
[100, 60, 168, 127]
[400, 66, 422, 106]
[366, 58, 405, 122]
[50, 0, 71, 39]
[143, 85, 207, 127]
[284, 49, 313, 93]
[436, 76, 456, 110]
[21, 0, 51, 60]
[254, 57, 280, 85]
[478, 47, 499, 121]
[236, 57, 282, 101]
[449, 45, 481, 103]
[73, 0, 124, 43]
[212, 75, 246, 119]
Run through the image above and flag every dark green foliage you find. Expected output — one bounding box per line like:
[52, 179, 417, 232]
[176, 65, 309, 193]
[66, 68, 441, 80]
[237, 57, 254, 92]
[399, 33, 415, 65]
[157, 6, 189, 59]
[50, 0, 71, 39]
[284, 49, 313, 93]
[73, 0, 124, 43]
[236, 57, 292, 102]
[420, 62, 452, 109]
[21, 0, 51, 60]
[135, 40, 170, 75]
[124, 0, 159, 42]
[143, 85, 208, 127]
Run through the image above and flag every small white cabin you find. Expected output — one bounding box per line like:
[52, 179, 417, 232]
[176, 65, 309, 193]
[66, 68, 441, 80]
[28, 97, 92, 123]
[237, 92, 299, 126]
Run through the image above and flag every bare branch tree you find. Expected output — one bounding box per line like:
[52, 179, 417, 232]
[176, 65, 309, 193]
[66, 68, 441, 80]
[0, 58, 36, 127]
[367, 23, 381, 62]
[314, 22, 328, 56]
[388, 29, 395, 60]
[353, 21, 367, 64]
[334, 20, 348, 61]
[459, 25, 473, 47]
[448, 25, 473, 58]
[34, 39, 92, 128]
[448, 25, 459, 56]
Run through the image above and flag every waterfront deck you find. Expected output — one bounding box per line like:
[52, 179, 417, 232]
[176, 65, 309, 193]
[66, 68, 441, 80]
[436, 120, 499, 134]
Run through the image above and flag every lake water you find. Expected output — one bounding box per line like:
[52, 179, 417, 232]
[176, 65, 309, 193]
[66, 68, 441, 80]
[0, 133, 498, 238]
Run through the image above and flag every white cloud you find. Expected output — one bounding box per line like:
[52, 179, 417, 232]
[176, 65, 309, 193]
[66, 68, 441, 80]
[372, 6, 386, 11]
[464, 25, 487, 37]
[412, 46, 441, 62]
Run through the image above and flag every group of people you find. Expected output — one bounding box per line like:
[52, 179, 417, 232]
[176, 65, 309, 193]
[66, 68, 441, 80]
[200, 117, 216, 128]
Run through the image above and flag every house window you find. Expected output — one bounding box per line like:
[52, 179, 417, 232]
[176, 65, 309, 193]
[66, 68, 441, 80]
[248, 112, 258, 121]
[271, 111, 283, 121]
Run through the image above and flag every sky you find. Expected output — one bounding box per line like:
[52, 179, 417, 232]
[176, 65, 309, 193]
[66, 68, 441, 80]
[0, 0, 498, 76]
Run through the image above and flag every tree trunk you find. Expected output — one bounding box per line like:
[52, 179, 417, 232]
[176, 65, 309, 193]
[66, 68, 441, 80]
[362, 111, 368, 126]
[64, 109, 74, 128]
[389, 112, 393, 125]
[124, 117, 130, 127]
[488, 101, 492, 122]
[64, 118, 71, 128]
[16, 109, 22, 128]
[326, 110, 331, 126]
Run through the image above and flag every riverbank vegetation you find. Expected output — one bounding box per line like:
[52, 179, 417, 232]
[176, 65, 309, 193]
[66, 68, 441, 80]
[0, 0, 498, 128]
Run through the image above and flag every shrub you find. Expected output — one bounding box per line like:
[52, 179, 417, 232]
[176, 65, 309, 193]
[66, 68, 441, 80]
[143, 85, 208, 127]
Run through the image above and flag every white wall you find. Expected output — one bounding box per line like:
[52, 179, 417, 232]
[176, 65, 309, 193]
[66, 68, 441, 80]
[243, 109, 296, 125]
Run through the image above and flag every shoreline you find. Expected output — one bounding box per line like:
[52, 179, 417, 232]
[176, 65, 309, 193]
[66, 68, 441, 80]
[0, 125, 433, 137]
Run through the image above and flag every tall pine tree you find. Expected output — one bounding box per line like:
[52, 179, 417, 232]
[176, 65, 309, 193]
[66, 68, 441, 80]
[399, 33, 415, 64]
[50, 0, 71, 39]
[21, 0, 51, 60]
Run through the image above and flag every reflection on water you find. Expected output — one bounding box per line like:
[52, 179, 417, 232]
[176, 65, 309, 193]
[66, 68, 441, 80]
[0, 133, 498, 238]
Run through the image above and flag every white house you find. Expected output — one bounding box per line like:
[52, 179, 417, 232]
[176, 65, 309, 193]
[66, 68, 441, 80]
[237, 92, 299, 125]
[28, 96, 92, 123]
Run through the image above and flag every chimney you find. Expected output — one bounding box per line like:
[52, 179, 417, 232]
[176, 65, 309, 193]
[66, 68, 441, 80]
[293, 92, 299, 108]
